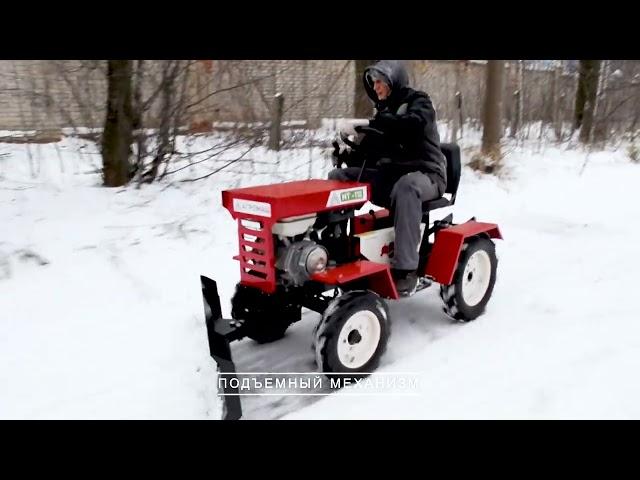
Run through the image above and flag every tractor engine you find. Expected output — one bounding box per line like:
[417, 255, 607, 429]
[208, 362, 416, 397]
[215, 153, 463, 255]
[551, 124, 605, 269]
[276, 239, 328, 286]
[273, 209, 355, 287]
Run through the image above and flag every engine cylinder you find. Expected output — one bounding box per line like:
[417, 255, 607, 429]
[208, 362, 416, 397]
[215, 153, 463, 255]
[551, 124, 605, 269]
[277, 240, 328, 286]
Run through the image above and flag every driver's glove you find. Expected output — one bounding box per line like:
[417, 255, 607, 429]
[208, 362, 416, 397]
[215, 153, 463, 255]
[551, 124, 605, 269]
[332, 141, 355, 168]
[369, 111, 396, 131]
[331, 141, 343, 167]
[375, 157, 392, 168]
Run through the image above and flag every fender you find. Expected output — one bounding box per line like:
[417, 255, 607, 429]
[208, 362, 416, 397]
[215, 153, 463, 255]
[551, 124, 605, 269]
[425, 221, 502, 285]
[311, 260, 399, 300]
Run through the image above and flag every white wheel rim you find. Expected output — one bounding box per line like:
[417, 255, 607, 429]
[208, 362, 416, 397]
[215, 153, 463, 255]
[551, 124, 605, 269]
[337, 310, 381, 369]
[461, 249, 492, 307]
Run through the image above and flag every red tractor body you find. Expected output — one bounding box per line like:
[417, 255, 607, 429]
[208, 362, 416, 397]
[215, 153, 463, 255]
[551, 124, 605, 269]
[222, 178, 501, 299]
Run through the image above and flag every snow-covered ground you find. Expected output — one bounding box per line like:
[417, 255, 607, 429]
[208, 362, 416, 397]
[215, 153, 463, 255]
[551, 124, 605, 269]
[2, 126, 640, 420]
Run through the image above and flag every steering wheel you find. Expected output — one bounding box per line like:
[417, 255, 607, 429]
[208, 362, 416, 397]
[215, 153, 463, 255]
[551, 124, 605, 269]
[332, 124, 389, 170]
[354, 125, 385, 137]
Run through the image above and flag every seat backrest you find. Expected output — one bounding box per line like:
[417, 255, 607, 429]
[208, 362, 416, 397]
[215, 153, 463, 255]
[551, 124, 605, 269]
[439, 142, 461, 203]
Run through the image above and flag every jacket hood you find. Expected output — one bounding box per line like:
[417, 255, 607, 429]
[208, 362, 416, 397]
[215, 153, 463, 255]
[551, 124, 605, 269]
[363, 60, 410, 105]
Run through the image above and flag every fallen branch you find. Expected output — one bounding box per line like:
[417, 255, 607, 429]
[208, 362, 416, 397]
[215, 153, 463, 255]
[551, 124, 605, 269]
[179, 147, 256, 183]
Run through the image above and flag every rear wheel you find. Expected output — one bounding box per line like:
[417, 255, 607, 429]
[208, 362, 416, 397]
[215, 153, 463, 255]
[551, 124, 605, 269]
[314, 290, 390, 385]
[440, 236, 498, 322]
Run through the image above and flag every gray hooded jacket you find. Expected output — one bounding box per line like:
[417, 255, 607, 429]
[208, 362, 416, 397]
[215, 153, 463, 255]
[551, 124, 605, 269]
[363, 60, 447, 192]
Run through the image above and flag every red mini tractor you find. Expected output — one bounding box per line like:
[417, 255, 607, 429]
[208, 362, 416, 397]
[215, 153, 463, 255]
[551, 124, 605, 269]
[201, 138, 502, 420]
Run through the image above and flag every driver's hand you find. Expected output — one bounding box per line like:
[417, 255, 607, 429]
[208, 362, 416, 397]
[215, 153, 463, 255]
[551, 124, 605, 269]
[332, 141, 353, 168]
[337, 118, 369, 138]
[332, 141, 340, 157]
[370, 111, 396, 130]
[331, 141, 342, 167]
[376, 158, 392, 168]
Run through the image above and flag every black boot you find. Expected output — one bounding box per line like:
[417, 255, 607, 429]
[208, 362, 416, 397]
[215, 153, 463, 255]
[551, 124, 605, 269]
[392, 268, 418, 297]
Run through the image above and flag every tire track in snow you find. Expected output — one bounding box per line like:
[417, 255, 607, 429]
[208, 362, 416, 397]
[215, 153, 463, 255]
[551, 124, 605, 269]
[227, 287, 457, 420]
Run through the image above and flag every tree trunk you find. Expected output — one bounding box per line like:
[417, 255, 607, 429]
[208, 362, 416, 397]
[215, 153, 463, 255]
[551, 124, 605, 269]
[574, 60, 601, 142]
[510, 89, 520, 138]
[552, 66, 563, 141]
[579, 61, 602, 144]
[102, 60, 134, 187]
[593, 60, 610, 144]
[354, 60, 375, 118]
[518, 61, 525, 136]
[269, 93, 284, 151]
[481, 60, 505, 163]
[450, 61, 463, 142]
[630, 94, 640, 141]
[131, 60, 146, 179]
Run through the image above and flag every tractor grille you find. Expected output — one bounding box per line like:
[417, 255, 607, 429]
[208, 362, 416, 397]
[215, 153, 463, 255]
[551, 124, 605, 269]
[236, 218, 276, 291]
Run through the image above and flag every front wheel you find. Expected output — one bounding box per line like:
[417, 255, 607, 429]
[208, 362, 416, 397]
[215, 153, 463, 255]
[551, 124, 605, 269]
[440, 236, 498, 322]
[231, 283, 299, 344]
[314, 290, 390, 384]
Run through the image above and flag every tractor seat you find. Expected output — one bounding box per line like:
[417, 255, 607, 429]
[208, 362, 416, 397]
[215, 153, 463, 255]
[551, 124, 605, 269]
[422, 142, 461, 212]
[423, 196, 452, 211]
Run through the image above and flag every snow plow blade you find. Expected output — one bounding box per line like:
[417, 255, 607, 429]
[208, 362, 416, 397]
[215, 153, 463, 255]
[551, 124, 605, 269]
[201, 275, 243, 420]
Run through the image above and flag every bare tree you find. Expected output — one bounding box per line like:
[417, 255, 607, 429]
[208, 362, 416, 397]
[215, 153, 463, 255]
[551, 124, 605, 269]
[552, 66, 563, 141]
[480, 60, 506, 167]
[102, 60, 134, 187]
[574, 60, 601, 143]
[593, 60, 610, 144]
[354, 60, 374, 118]
[450, 61, 464, 143]
[139, 60, 185, 183]
[509, 61, 524, 139]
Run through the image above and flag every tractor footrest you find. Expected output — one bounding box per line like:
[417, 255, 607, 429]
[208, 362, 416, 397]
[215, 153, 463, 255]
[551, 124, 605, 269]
[311, 260, 398, 299]
[312, 260, 389, 284]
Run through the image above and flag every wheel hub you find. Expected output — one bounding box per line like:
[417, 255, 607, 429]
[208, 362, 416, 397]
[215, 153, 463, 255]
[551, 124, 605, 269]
[347, 329, 362, 345]
[337, 310, 381, 369]
[461, 249, 492, 307]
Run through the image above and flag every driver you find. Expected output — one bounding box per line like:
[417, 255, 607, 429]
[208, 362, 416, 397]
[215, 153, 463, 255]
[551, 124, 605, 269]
[329, 60, 447, 296]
